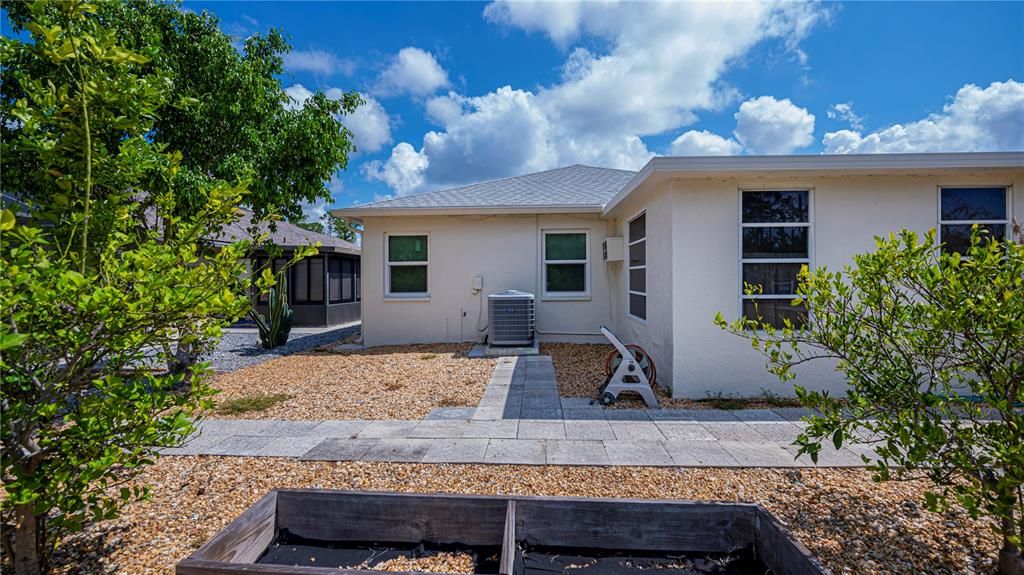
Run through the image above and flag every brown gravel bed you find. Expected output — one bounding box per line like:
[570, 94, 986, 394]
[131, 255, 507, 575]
[50, 457, 999, 575]
[542, 343, 800, 409]
[209, 344, 495, 420]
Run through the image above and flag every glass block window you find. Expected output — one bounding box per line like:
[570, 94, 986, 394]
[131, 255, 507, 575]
[740, 190, 810, 329]
[939, 187, 1008, 254]
[544, 231, 588, 295]
[387, 234, 428, 296]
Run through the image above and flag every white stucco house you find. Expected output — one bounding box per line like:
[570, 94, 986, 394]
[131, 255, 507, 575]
[335, 152, 1024, 398]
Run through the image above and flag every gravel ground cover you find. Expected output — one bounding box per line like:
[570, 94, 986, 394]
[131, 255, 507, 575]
[209, 344, 496, 420]
[204, 324, 361, 372]
[50, 457, 999, 575]
[542, 343, 799, 409]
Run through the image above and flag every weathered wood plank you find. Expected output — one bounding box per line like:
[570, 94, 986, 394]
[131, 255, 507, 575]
[755, 507, 831, 575]
[514, 497, 757, 552]
[188, 491, 277, 564]
[500, 500, 516, 575]
[275, 489, 507, 546]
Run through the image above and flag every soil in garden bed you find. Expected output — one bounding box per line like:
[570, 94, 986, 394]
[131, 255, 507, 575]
[518, 544, 766, 575]
[257, 530, 501, 573]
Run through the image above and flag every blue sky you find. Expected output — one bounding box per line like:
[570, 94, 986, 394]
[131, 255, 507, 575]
[12, 1, 1024, 219]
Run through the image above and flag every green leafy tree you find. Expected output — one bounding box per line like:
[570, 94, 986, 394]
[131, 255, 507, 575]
[296, 220, 326, 234]
[0, 3, 287, 573]
[716, 227, 1024, 574]
[323, 212, 362, 243]
[2, 0, 362, 224]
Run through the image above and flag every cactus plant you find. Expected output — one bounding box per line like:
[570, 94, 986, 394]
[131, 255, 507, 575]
[249, 272, 294, 348]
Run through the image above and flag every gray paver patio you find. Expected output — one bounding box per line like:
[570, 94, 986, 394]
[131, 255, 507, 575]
[484, 439, 546, 464]
[170, 354, 881, 467]
[546, 440, 610, 465]
[603, 440, 675, 466]
[301, 438, 377, 461]
[422, 439, 490, 463]
[662, 440, 740, 466]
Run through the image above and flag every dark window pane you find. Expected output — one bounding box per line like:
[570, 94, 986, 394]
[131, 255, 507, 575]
[388, 235, 428, 262]
[629, 213, 646, 240]
[329, 257, 341, 303]
[742, 191, 809, 223]
[742, 263, 803, 295]
[390, 265, 427, 293]
[629, 293, 647, 320]
[546, 263, 586, 292]
[309, 258, 324, 302]
[941, 188, 1006, 221]
[545, 233, 587, 261]
[273, 258, 287, 274]
[629, 268, 646, 293]
[940, 224, 1007, 255]
[742, 227, 808, 259]
[293, 259, 308, 303]
[342, 258, 354, 302]
[256, 257, 268, 303]
[629, 241, 646, 267]
[743, 299, 806, 329]
[355, 259, 361, 301]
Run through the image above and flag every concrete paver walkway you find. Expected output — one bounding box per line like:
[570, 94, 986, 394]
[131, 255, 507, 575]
[166, 355, 874, 467]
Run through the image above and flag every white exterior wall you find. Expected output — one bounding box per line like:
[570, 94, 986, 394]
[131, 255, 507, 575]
[607, 185, 676, 392]
[360, 213, 615, 346]
[669, 172, 1024, 399]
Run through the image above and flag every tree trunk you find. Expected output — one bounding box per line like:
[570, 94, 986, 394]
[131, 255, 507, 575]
[13, 503, 42, 575]
[1001, 536, 1024, 575]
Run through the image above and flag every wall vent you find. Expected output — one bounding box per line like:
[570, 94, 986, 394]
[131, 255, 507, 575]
[488, 290, 535, 346]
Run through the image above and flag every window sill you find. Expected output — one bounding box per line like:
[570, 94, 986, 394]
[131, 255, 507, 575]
[541, 294, 592, 302]
[383, 295, 430, 302]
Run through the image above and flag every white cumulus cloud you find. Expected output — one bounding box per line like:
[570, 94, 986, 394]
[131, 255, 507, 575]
[733, 96, 816, 155]
[670, 130, 743, 156]
[368, 1, 827, 195]
[285, 85, 393, 155]
[375, 47, 451, 97]
[826, 102, 864, 131]
[823, 80, 1024, 154]
[283, 49, 355, 76]
[363, 142, 430, 196]
[339, 94, 392, 154]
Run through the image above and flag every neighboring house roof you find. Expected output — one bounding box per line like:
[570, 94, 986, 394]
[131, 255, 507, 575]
[335, 152, 1024, 220]
[336, 165, 637, 217]
[215, 208, 359, 255]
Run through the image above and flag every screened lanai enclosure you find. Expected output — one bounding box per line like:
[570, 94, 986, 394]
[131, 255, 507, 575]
[217, 209, 361, 328]
[253, 245, 361, 327]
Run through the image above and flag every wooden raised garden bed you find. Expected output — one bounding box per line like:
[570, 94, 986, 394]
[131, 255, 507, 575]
[176, 490, 829, 575]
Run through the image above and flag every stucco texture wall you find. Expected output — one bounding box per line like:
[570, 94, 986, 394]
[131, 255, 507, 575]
[607, 185, 676, 393]
[360, 213, 615, 347]
[668, 172, 1024, 399]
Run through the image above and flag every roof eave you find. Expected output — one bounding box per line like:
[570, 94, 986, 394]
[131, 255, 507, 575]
[333, 204, 605, 218]
[603, 152, 1024, 216]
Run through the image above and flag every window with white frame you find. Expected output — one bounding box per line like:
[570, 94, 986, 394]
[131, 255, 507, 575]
[740, 190, 810, 329]
[628, 212, 647, 320]
[543, 231, 588, 296]
[386, 234, 428, 296]
[939, 187, 1009, 254]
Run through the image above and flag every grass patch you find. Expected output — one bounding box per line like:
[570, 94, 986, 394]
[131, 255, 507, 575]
[760, 388, 802, 408]
[699, 393, 749, 410]
[419, 353, 438, 360]
[215, 393, 291, 415]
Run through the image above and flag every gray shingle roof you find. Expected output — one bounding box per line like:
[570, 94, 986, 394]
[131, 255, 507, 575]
[215, 208, 359, 253]
[350, 165, 636, 211]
